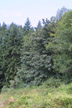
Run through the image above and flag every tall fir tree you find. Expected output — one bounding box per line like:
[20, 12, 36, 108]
[0, 23, 7, 89]
[4, 23, 23, 87]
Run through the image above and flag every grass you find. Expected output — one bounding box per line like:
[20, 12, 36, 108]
[0, 79, 72, 108]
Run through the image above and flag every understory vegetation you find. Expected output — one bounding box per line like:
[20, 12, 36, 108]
[0, 78, 72, 108]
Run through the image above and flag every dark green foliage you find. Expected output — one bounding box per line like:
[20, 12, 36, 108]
[4, 23, 23, 86]
[23, 18, 34, 35]
[24, 18, 31, 31]
[0, 23, 23, 88]
[0, 7, 72, 90]
[17, 22, 54, 86]
[37, 21, 42, 30]
[0, 23, 7, 89]
[55, 11, 72, 76]
[43, 77, 62, 88]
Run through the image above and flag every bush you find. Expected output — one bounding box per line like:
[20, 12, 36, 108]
[66, 83, 72, 94]
[1, 86, 9, 93]
[42, 77, 63, 88]
[55, 95, 72, 108]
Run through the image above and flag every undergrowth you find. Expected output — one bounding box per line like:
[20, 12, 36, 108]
[0, 78, 72, 108]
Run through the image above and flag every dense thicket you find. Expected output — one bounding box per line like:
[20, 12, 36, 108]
[0, 7, 72, 89]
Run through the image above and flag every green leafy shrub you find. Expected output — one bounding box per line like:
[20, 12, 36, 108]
[66, 83, 72, 94]
[43, 77, 63, 88]
[55, 95, 72, 108]
[1, 86, 9, 93]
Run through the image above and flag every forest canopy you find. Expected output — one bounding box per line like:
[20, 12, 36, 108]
[0, 7, 72, 90]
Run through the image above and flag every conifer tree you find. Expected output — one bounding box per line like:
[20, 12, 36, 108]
[4, 23, 23, 86]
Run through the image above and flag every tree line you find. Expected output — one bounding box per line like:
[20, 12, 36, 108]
[0, 7, 72, 90]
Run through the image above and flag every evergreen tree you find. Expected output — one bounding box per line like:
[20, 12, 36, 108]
[0, 23, 7, 89]
[17, 21, 54, 86]
[23, 18, 33, 35]
[37, 21, 42, 30]
[4, 23, 23, 86]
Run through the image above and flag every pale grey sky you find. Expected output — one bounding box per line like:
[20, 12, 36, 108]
[0, 0, 72, 26]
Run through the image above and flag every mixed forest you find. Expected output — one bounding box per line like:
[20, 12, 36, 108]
[0, 7, 72, 91]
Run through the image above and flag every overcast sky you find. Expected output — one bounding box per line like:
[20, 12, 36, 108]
[0, 0, 72, 27]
